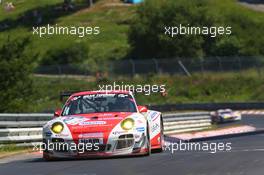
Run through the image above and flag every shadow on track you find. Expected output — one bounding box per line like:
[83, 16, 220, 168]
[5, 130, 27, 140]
[25, 153, 151, 163]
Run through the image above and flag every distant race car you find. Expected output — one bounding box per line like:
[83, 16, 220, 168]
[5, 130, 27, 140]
[42, 90, 164, 160]
[211, 109, 242, 123]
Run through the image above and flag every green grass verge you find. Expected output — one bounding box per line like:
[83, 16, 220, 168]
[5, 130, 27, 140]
[0, 144, 29, 152]
[0, 144, 32, 158]
[25, 69, 264, 112]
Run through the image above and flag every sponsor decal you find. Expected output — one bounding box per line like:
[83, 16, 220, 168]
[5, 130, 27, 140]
[102, 113, 113, 116]
[151, 123, 159, 133]
[55, 133, 69, 137]
[71, 96, 81, 101]
[64, 117, 87, 125]
[83, 94, 116, 99]
[136, 127, 145, 132]
[45, 131, 52, 137]
[150, 111, 159, 121]
[80, 121, 106, 126]
[157, 137, 160, 143]
[79, 133, 104, 138]
[79, 138, 103, 144]
[150, 112, 157, 118]
[112, 130, 128, 135]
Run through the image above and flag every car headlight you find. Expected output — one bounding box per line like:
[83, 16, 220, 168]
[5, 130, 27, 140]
[51, 122, 64, 134]
[121, 118, 134, 130]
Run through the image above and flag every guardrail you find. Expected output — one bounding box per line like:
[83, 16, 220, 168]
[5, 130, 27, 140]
[163, 112, 211, 135]
[0, 113, 52, 144]
[0, 112, 212, 144]
[149, 102, 264, 112]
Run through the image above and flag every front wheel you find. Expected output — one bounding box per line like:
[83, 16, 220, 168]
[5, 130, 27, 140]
[43, 153, 54, 161]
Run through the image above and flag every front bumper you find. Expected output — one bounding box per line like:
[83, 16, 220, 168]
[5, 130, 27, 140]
[43, 133, 148, 159]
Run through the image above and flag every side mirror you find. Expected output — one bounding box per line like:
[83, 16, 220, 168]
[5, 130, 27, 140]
[54, 109, 62, 117]
[138, 106, 148, 113]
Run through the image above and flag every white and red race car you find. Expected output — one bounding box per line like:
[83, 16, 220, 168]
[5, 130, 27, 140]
[211, 109, 242, 123]
[42, 90, 164, 160]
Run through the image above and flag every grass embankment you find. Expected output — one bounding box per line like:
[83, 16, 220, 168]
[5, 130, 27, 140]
[0, 0, 264, 63]
[0, 145, 33, 159]
[0, 0, 136, 62]
[28, 70, 264, 112]
[1, 0, 264, 112]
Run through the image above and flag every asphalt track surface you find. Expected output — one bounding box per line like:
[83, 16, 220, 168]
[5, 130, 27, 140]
[1, 115, 264, 175]
[220, 114, 264, 129]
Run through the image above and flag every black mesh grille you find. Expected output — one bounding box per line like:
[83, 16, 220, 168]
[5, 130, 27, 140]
[116, 134, 134, 149]
[78, 144, 111, 152]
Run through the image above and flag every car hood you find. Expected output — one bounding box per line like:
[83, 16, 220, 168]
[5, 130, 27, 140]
[60, 112, 133, 134]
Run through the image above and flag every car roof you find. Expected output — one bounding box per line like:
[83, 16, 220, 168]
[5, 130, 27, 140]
[218, 109, 232, 113]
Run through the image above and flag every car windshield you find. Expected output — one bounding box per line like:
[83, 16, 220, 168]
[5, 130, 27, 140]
[62, 93, 137, 115]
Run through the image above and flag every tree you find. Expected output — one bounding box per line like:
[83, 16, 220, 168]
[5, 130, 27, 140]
[128, 0, 209, 59]
[40, 42, 89, 65]
[128, 0, 264, 60]
[0, 37, 34, 112]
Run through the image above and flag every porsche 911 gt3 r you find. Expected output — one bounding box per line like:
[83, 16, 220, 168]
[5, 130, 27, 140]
[211, 109, 241, 123]
[42, 91, 164, 160]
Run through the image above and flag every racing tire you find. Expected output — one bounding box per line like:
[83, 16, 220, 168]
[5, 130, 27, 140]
[43, 153, 56, 161]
